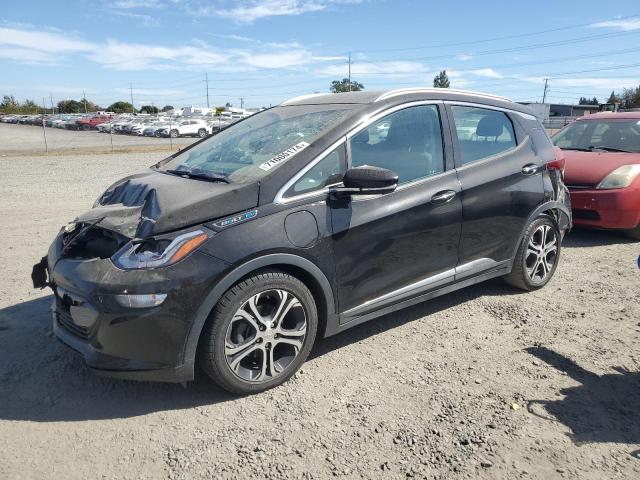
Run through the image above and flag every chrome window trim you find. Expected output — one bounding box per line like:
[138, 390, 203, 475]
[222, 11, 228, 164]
[345, 100, 442, 140]
[448, 101, 527, 166]
[454, 136, 530, 172]
[446, 101, 537, 121]
[274, 137, 346, 205]
[276, 100, 447, 205]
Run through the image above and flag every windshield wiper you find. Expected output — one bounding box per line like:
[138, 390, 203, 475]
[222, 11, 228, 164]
[587, 146, 633, 153]
[561, 147, 592, 152]
[166, 169, 230, 183]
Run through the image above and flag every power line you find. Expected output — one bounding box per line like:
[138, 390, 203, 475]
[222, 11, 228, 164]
[342, 13, 640, 54]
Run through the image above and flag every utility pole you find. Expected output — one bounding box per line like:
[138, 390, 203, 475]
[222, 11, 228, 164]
[542, 78, 549, 103]
[82, 90, 88, 113]
[348, 53, 352, 92]
[240, 97, 244, 109]
[130, 83, 135, 114]
[50, 93, 55, 114]
[41, 97, 48, 153]
[205, 73, 210, 109]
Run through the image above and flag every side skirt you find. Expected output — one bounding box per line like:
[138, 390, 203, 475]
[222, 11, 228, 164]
[324, 263, 511, 337]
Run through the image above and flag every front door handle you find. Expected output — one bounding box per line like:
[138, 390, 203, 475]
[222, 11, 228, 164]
[431, 190, 456, 204]
[521, 164, 539, 175]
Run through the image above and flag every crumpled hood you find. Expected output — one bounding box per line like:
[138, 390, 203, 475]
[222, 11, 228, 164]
[74, 169, 259, 238]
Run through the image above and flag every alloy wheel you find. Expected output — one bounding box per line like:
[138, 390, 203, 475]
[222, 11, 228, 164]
[224, 289, 307, 382]
[525, 225, 558, 282]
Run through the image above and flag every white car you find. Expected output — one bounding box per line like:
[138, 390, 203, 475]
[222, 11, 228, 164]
[142, 121, 173, 137]
[156, 119, 211, 138]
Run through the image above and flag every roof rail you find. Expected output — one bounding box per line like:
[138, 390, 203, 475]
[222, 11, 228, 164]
[281, 93, 328, 105]
[374, 88, 513, 103]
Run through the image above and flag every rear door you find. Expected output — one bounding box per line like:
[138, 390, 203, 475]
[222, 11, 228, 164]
[446, 103, 544, 274]
[330, 102, 462, 321]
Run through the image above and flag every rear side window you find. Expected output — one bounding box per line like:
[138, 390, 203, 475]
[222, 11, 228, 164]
[451, 106, 517, 164]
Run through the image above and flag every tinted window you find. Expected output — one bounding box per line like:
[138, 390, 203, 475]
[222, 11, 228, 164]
[553, 120, 640, 153]
[285, 147, 344, 196]
[349, 105, 444, 184]
[451, 106, 517, 164]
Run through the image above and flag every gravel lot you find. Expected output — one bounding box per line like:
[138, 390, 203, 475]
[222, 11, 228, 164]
[0, 147, 639, 480]
[0, 123, 196, 155]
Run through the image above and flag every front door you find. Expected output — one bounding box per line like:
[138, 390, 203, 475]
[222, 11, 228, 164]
[330, 103, 462, 321]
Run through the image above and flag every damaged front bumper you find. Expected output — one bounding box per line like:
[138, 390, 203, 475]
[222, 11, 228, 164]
[35, 230, 230, 383]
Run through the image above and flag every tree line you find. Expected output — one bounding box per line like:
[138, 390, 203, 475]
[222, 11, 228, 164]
[4, 74, 640, 115]
[0, 95, 174, 115]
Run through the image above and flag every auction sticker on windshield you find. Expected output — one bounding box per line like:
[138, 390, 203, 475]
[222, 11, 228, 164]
[259, 141, 310, 171]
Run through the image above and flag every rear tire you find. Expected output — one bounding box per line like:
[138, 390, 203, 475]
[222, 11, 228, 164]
[504, 215, 561, 291]
[626, 225, 640, 240]
[198, 271, 318, 394]
[170, 129, 179, 138]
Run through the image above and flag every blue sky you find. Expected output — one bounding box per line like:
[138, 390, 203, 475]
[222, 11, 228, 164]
[2, 0, 640, 109]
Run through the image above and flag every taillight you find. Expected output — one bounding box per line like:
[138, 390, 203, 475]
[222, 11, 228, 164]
[548, 147, 566, 175]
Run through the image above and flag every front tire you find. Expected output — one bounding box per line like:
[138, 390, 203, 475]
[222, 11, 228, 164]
[197, 128, 207, 138]
[199, 271, 318, 394]
[170, 129, 179, 138]
[504, 215, 561, 291]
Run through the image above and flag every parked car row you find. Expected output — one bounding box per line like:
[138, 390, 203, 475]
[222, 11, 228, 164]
[0, 113, 239, 138]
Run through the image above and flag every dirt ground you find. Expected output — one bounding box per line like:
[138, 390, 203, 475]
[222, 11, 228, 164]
[0, 123, 196, 156]
[0, 147, 639, 480]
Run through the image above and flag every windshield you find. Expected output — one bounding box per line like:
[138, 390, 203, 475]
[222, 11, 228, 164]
[157, 105, 354, 181]
[553, 119, 640, 153]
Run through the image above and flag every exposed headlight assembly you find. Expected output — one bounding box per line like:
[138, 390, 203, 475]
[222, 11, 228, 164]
[596, 164, 640, 190]
[112, 229, 210, 269]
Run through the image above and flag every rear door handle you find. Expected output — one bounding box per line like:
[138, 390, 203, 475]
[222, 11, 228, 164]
[431, 190, 456, 204]
[521, 164, 539, 175]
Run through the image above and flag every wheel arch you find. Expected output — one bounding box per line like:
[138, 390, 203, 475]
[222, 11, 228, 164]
[510, 200, 571, 261]
[181, 253, 337, 380]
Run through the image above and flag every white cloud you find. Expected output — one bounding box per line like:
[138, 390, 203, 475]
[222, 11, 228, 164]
[590, 18, 640, 31]
[470, 68, 503, 79]
[0, 27, 94, 55]
[87, 40, 228, 70]
[110, 0, 165, 9]
[0, 25, 343, 72]
[456, 53, 473, 61]
[199, 0, 361, 23]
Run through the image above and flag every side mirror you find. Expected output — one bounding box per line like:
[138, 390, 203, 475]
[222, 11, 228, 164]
[331, 166, 398, 196]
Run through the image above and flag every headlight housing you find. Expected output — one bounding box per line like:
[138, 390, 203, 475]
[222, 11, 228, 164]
[596, 164, 640, 190]
[112, 229, 210, 270]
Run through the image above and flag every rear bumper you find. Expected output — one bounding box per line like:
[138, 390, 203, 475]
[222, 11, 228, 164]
[569, 186, 640, 230]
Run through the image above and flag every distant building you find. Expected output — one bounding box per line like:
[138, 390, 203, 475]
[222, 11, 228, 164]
[519, 102, 600, 122]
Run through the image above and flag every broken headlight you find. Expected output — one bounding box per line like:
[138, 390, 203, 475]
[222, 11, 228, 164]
[112, 229, 210, 270]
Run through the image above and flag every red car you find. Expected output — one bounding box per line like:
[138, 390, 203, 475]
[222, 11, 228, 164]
[553, 112, 640, 239]
[75, 115, 112, 131]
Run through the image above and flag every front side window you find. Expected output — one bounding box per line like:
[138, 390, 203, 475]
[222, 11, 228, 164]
[158, 105, 354, 182]
[451, 106, 517, 164]
[553, 120, 640, 153]
[285, 146, 344, 197]
[349, 105, 444, 184]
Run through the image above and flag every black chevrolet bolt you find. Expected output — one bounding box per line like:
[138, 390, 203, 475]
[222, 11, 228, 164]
[32, 89, 571, 394]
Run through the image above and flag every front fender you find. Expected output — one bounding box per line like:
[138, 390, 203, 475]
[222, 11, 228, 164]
[180, 253, 336, 381]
